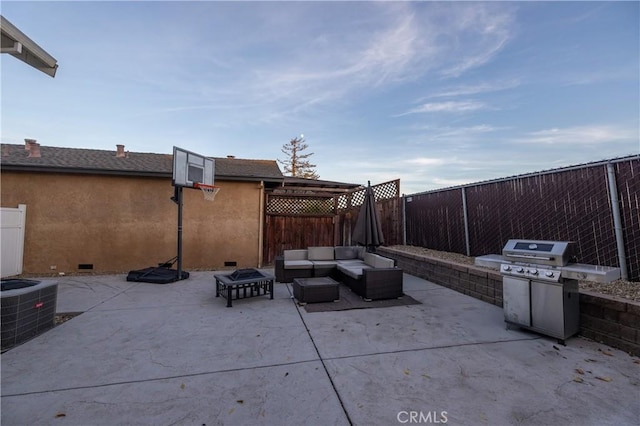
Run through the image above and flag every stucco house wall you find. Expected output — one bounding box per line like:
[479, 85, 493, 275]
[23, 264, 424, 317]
[0, 144, 283, 275]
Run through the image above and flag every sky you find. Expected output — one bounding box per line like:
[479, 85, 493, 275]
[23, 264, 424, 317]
[1, 1, 639, 195]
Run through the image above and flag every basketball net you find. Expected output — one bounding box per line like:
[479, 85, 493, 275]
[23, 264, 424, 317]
[195, 184, 220, 202]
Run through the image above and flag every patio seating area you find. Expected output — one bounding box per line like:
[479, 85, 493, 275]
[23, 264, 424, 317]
[276, 246, 404, 301]
[1, 270, 638, 425]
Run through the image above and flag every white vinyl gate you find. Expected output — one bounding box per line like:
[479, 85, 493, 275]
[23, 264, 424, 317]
[1, 204, 27, 278]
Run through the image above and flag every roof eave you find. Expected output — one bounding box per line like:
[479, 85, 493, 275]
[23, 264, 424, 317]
[215, 174, 284, 184]
[0, 164, 170, 178]
[1, 16, 58, 77]
[1, 165, 285, 183]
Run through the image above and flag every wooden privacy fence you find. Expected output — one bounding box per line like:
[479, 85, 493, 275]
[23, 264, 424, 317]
[403, 156, 640, 281]
[263, 179, 401, 265]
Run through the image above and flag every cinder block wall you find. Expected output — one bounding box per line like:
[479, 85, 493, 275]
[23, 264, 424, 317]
[579, 292, 640, 356]
[379, 247, 503, 306]
[379, 247, 640, 356]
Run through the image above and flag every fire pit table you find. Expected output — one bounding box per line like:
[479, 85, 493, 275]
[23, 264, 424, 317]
[214, 269, 274, 307]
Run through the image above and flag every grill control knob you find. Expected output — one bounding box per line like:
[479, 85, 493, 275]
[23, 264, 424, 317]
[516, 267, 524, 273]
[545, 271, 555, 278]
[529, 269, 539, 276]
[503, 265, 512, 272]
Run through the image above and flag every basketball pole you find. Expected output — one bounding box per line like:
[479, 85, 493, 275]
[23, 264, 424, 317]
[174, 185, 184, 280]
[170, 184, 189, 281]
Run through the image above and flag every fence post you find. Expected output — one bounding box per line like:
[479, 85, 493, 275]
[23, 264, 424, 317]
[461, 187, 471, 257]
[606, 163, 628, 280]
[402, 194, 406, 245]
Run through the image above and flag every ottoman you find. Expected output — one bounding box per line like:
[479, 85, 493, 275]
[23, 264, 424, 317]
[292, 277, 340, 304]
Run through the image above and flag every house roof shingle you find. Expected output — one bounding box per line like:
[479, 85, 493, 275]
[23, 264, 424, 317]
[0, 144, 284, 183]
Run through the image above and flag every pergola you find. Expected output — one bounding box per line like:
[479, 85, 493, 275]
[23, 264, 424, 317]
[1, 15, 58, 77]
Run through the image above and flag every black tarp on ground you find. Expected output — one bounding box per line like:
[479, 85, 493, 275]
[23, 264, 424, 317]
[126, 267, 189, 284]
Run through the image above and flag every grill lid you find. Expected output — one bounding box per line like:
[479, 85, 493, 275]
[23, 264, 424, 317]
[502, 239, 576, 267]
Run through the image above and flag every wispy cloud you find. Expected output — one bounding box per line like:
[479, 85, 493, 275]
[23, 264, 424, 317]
[515, 125, 637, 145]
[426, 80, 521, 99]
[432, 177, 477, 187]
[405, 157, 447, 166]
[561, 69, 638, 86]
[397, 100, 488, 116]
[109, 2, 519, 130]
[431, 124, 502, 137]
[437, 4, 515, 78]
[440, 38, 509, 78]
[250, 10, 420, 104]
[204, 2, 517, 121]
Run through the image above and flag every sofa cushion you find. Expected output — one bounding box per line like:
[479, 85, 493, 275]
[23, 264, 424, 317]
[284, 260, 314, 270]
[337, 263, 372, 280]
[284, 250, 308, 261]
[312, 260, 338, 269]
[364, 252, 395, 269]
[308, 246, 335, 261]
[336, 259, 366, 267]
[334, 246, 363, 260]
[363, 252, 377, 267]
[375, 256, 394, 269]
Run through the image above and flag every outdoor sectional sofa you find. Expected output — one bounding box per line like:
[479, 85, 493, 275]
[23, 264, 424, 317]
[275, 246, 404, 301]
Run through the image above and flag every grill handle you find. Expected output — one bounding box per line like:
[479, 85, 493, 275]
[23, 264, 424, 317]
[504, 254, 555, 261]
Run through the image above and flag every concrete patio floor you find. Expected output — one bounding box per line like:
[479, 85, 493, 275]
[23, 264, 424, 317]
[1, 271, 638, 426]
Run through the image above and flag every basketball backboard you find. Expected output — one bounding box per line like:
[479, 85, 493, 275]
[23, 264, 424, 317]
[172, 146, 214, 188]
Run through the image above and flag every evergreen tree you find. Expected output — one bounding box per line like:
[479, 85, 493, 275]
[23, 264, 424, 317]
[278, 136, 319, 179]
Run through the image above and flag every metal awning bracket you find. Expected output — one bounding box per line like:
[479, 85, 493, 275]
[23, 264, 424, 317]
[0, 40, 22, 54]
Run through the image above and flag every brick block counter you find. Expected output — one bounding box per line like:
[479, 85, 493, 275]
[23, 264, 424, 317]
[379, 247, 640, 356]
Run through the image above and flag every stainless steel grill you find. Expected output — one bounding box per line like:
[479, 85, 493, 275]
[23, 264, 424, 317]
[495, 239, 621, 343]
[500, 239, 575, 285]
[502, 239, 576, 268]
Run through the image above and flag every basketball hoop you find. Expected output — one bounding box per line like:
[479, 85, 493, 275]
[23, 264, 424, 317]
[194, 183, 220, 202]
